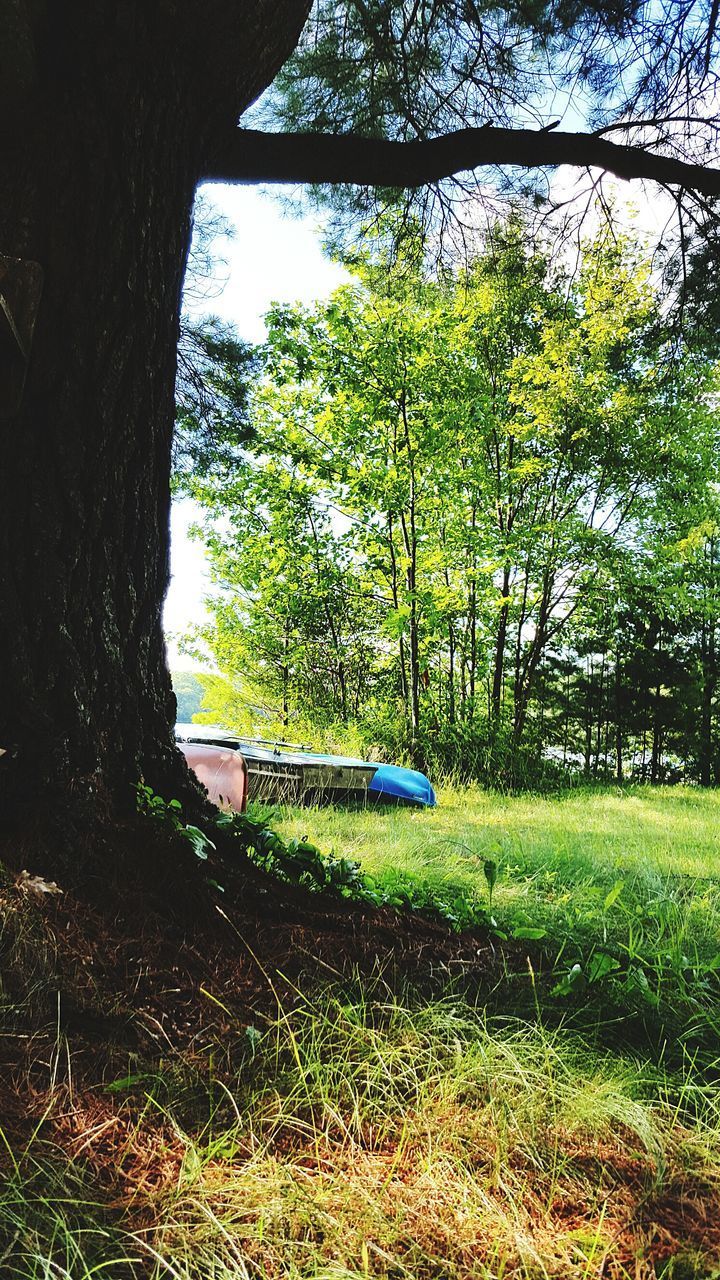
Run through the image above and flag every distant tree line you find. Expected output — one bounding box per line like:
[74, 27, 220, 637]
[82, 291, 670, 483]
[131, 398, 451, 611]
[178, 220, 720, 786]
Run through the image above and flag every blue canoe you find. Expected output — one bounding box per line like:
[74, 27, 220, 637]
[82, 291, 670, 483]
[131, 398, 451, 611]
[368, 762, 436, 807]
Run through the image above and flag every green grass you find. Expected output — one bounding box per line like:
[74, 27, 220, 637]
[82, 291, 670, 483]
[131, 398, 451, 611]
[139, 987, 720, 1278]
[6, 983, 720, 1278]
[5, 785, 720, 1277]
[275, 784, 720, 1056]
[275, 783, 720, 894]
[275, 783, 720, 940]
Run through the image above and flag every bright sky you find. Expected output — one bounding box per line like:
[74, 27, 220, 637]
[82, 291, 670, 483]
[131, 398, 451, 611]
[163, 185, 348, 669]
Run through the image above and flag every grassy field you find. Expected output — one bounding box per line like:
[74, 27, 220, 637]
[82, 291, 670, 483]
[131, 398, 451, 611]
[277, 783, 720, 982]
[4, 785, 720, 1278]
[277, 782, 720, 898]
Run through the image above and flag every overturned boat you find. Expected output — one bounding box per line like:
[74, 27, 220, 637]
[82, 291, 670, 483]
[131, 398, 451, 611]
[175, 725, 436, 808]
[178, 739, 249, 812]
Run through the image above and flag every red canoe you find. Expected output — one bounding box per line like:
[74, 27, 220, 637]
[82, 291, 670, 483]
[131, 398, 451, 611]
[179, 741, 248, 812]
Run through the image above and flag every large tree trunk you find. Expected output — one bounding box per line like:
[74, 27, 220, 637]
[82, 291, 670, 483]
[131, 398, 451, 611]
[0, 0, 309, 843]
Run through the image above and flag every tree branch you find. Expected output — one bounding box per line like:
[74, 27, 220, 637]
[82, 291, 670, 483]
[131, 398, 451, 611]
[204, 125, 720, 196]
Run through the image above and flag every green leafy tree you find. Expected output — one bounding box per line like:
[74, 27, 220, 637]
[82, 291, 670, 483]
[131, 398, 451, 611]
[170, 671, 208, 724]
[187, 447, 380, 737]
[187, 217, 718, 780]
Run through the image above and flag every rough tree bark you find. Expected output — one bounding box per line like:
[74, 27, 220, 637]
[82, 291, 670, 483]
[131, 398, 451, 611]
[0, 0, 310, 840]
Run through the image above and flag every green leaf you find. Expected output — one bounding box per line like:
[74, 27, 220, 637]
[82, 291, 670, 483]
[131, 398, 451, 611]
[603, 880, 625, 911]
[586, 951, 621, 983]
[105, 1072, 156, 1094]
[551, 963, 586, 998]
[483, 859, 498, 891]
[183, 824, 216, 860]
[245, 1025, 263, 1057]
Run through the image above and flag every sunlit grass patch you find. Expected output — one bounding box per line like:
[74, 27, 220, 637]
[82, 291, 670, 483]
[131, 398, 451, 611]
[275, 783, 720, 888]
[276, 785, 720, 976]
[271, 785, 720, 1087]
[138, 988, 720, 1278]
[4, 983, 720, 1277]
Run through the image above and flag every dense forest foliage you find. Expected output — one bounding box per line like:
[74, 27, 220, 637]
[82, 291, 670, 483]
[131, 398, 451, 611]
[177, 220, 720, 786]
